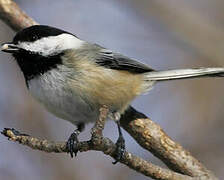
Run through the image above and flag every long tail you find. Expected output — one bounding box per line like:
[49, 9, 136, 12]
[144, 68, 224, 81]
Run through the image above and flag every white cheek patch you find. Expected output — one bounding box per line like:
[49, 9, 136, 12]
[18, 33, 84, 56]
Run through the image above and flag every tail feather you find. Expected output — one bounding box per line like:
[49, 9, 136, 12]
[144, 68, 224, 81]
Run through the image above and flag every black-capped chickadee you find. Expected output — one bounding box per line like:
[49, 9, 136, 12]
[2, 25, 224, 162]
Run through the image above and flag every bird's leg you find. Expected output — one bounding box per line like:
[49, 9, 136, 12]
[112, 112, 126, 164]
[66, 122, 85, 158]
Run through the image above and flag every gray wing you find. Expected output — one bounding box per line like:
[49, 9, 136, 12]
[95, 48, 154, 73]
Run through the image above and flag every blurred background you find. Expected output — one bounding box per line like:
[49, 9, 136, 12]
[1, 0, 224, 179]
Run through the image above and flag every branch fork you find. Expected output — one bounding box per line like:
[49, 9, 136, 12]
[1, 106, 213, 180]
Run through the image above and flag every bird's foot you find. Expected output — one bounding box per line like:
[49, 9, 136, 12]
[113, 134, 126, 164]
[66, 130, 80, 158]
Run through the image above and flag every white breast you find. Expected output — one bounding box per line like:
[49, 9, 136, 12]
[27, 66, 98, 125]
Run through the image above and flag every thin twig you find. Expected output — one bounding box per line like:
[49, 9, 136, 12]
[1, 107, 193, 180]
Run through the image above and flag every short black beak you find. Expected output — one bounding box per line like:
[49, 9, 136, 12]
[1, 42, 20, 53]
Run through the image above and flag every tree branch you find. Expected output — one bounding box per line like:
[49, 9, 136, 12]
[0, 0, 38, 31]
[0, 0, 219, 179]
[1, 106, 192, 180]
[120, 107, 217, 179]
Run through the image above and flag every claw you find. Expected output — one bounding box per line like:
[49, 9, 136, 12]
[66, 130, 79, 158]
[112, 135, 126, 164]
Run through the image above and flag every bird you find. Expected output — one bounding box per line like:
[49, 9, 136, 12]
[2, 25, 224, 163]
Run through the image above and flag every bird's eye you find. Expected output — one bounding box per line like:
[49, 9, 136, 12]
[13, 41, 19, 45]
[32, 35, 39, 41]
